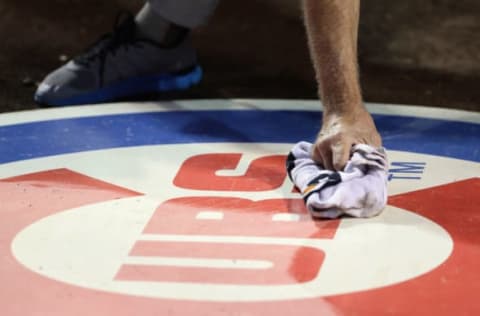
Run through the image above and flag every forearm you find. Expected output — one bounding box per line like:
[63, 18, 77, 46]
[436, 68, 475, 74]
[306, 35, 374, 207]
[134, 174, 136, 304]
[302, 0, 363, 117]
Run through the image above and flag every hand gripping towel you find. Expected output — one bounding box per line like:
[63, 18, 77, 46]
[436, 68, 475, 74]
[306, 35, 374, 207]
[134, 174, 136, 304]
[286, 141, 388, 219]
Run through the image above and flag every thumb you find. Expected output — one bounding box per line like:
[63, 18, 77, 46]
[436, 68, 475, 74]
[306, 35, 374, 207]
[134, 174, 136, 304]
[332, 142, 352, 171]
[311, 143, 323, 165]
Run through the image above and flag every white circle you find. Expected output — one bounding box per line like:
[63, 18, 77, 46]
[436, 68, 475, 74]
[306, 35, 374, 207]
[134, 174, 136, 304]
[6, 143, 475, 301]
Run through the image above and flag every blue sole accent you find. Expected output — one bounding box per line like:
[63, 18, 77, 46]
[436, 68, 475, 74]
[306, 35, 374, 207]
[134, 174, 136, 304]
[35, 65, 203, 107]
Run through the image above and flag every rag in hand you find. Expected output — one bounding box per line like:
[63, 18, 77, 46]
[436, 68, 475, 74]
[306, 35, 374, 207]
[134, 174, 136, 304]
[286, 141, 388, 219]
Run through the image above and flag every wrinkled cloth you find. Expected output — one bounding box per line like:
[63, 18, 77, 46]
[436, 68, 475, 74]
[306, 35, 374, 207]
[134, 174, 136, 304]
[286, 141, 388, 218]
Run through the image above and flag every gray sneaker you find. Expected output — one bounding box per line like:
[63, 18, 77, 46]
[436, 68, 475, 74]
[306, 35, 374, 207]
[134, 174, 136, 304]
[34, 13, 202, 106]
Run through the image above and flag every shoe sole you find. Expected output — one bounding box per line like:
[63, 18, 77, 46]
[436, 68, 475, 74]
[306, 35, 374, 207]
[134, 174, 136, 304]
[35, 65, 203, 107]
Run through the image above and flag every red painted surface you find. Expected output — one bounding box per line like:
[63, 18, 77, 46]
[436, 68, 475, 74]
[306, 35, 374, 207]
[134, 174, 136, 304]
[174, 153, 286, 191]
[143, 197, 339, 239]
[325, 178, 480, 315]
[0, 167, 479, 315]
[117, 243, 325, 284]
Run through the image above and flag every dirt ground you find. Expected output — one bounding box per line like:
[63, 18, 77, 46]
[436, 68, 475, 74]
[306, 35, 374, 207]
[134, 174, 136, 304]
[0, 0, 479, 113]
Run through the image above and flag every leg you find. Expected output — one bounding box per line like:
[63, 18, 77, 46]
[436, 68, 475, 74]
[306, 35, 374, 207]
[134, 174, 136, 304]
[135, 0, 219, 44]
[302, 0, 381, 170]
[148, 0, 219, 29]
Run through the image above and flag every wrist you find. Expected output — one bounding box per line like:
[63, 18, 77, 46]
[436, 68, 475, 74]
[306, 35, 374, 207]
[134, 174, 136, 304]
[322, 101, 366, 122]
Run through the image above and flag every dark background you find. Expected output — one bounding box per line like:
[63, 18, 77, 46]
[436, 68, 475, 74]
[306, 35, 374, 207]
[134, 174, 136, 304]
[1, 0, 479, 113]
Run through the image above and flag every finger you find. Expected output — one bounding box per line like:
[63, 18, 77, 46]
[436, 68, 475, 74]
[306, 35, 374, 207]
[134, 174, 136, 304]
[312, 143, 333, 170]
[321, 146, 334, 171]
[332, 142, 352, 171]
[374, 133, 383, 147]
[311, 143, 323, 164]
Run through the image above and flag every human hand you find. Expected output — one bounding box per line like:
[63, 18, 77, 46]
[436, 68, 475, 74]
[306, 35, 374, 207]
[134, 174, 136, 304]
[312, 107, 382, 171]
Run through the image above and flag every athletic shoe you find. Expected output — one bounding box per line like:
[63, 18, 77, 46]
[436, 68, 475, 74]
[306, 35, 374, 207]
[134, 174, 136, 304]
[34, 13, 202, 106]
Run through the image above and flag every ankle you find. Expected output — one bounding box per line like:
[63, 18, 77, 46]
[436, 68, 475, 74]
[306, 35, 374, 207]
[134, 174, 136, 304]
[160, 23, 189, 47]
[135, 3, 189, 47]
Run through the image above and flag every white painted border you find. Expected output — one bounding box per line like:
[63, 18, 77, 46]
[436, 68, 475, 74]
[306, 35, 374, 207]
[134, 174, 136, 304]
[0, 99, 479, 126]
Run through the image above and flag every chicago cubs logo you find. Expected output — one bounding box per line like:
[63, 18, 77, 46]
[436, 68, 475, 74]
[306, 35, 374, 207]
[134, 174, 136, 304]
[0, 100, 479, 315]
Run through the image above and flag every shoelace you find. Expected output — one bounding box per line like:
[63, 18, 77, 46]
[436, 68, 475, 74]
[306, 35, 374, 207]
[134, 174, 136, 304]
[73, 11, 142, 86]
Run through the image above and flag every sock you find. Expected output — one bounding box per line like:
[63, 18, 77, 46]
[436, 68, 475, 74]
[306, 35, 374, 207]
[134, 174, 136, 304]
[135, 2, 189, 46]
[286, 142, 388, 219]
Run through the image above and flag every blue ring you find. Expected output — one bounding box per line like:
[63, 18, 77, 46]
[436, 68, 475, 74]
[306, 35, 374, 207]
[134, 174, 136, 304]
[0, 110, 479, 164]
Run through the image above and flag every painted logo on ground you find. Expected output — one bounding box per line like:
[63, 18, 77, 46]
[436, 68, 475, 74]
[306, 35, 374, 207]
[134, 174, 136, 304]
[0, 100, 479, 315]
